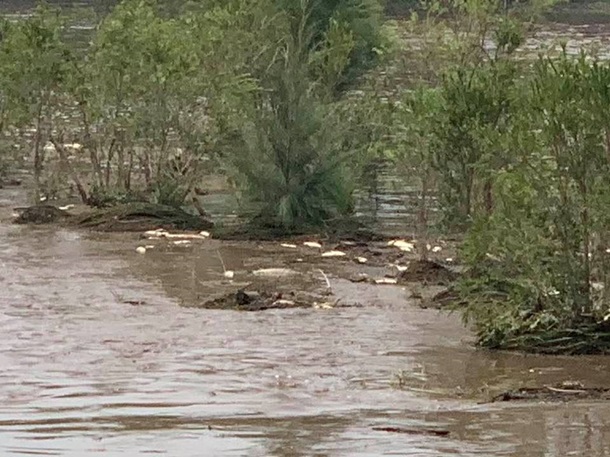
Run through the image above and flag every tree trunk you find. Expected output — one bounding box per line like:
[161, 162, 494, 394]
[50, 138, 89, 204]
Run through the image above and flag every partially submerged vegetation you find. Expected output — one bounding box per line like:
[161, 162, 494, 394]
[2, 0, 610, 353]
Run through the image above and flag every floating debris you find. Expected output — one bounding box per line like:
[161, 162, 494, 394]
[356, 257, 368, 264]
[432, 246, 442, 253]
[223, 270, 235, 279]
[372, 426, 450, 437]
[58, 204, 75, 211]
[281, 243, 298, 249]
[135, 246, 147, 254]
[199, 231, 211, 237]
[172, 240, 191, 246]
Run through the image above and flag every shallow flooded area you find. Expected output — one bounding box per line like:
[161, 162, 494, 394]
[2, 185, 610, 457]
[2, 2, 610, 455]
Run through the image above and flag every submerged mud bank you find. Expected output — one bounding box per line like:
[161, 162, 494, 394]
[13, 202, 214, 231]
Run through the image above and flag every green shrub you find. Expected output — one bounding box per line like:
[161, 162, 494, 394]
[232, 6, 356, 230]
[460, 52, 610, 351]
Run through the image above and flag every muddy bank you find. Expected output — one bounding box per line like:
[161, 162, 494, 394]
[198, 288, 344, 311]
[13, 202, 214, 231]
[492, 382, 610, 403]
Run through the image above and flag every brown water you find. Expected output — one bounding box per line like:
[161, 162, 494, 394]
[3, 5, 610, 455]
[2, 186, 610, 456]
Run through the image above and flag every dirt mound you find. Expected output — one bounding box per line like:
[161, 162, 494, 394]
[430, 287, 462, 307]
[13, 205, 71, 224]
[492, 382, 610, 402]
[199, 289, 334, 311]
[76, 203, 213, 232]
[399, 260, 457, 285]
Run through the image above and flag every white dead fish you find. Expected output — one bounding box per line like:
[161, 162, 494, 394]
[303, 241, 322, 248]
[321, 250, 346, 257]
[172, 240, 191, 245]
[388, 240, 414, 252]
[375, 278, 398, 285]
[58, 204, 75, 211]
[64, 143, 83, 151]
[145, 245, 155, 249]
[144, 229, 167, 238]
[432, 246, 442, 253]
[224, 270, 235, 279]
[356, 257, 368, 264]
[395, 265, 408, 272]
[253, 268, 298, 277]
[281, 243, 298, 249]
[199, 231, 211, 237]
[592, 282, 605, 292]
[135, 246, 147, 254]
[314, 302, 334, 309]
[445, 258, 454, 263]
[164, 233, 208, 240]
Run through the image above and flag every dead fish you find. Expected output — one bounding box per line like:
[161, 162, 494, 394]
[224, 270, 235, 279]
[303, 241, 322, 248]
[253, 268, 298, 277]
[375, 278, 398, 285]
[388, 240, 414, 252]
[321, 250, 346, 257]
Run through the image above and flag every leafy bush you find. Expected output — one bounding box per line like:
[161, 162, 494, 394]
[460, 52, 610, 351]
[0, 6, 70, 199]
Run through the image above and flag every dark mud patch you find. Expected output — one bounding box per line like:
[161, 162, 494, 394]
[425, 287, 463, 308]
[214, 223, 388, 243]
[398, 260, 457, 285]
[0, 177, 22, 188]
[372, 426, 450, 437]
[492, 382, 610, 402]
[13, 202, 213, 232]
[75, 203, 213, 232]
[13, 205, 71, 224]
[196, 289, 340, 311]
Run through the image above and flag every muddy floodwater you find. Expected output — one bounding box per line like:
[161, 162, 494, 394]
[2, 185, 610, 456]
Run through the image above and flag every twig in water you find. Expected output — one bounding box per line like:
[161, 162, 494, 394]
[216, 249, 227, 273]
[318, 268, 332, 292]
